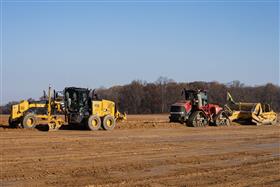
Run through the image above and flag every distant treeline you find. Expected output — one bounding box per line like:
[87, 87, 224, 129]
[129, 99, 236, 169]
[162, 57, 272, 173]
[96, 78, 280, 114]
[1, 78, 279, 114]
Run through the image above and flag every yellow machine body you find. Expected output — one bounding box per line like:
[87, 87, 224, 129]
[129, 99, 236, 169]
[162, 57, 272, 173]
[9, 87, 65, 130]
[92, 99, 126, 121]
[225, 92, 277, 125]
[10, 100, 46, 121]
[92, 100, 115, 117]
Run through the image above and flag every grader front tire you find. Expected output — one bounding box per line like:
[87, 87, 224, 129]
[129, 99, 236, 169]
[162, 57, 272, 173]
[8, 117, 21, 128]
[22, 113, 37, 129]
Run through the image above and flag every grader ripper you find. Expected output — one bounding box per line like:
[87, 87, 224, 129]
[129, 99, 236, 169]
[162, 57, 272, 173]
[225, 92, 277, 125]
[9, 86, 126, 131]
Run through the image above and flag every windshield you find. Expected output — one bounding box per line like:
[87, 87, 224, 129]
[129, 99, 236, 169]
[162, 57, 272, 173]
[185, 91, 196, 100]
[170, 106, 185, 113]
[64, 88, 90, 112]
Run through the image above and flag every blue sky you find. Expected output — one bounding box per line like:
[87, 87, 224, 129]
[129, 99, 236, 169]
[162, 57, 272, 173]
[1, 0, 279, 103]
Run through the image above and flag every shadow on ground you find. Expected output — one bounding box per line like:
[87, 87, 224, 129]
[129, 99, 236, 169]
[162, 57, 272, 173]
[0, 123, 88, 131]
[36, 124, 88, 131]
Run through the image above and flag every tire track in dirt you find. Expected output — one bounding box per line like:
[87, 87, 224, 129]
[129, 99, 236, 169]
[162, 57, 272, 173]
[0, 114, 279, 186]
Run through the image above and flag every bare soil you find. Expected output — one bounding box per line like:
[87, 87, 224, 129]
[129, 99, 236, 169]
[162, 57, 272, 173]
[0, 114, 279, 187]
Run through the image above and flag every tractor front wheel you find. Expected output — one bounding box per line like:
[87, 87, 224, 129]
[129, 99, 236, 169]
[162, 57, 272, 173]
[188, 111, 208, 127]
[214, 111, 230, 126]
[22, 113, 37, 129]
[102, 115, 116, 130]
[87, 115, 101, 131]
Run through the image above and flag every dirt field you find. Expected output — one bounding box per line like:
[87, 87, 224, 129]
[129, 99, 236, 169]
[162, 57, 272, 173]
[0, 114, 279, 187]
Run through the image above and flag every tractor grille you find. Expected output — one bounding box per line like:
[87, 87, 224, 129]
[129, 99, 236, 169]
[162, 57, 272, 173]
[170, 106, 185, 113]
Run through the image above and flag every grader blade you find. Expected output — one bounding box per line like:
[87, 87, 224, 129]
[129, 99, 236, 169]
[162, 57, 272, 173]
[48, 118, 64, 131]
[115, 111, 127, 121]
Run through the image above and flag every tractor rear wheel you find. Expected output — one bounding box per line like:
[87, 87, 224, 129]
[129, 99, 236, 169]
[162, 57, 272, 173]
[188, 111, 208, 127]
[214, 111, 230, 126]
[87, 115, 101, 131]
[22, 113, 37, 129]
[102, 115, 116, 130]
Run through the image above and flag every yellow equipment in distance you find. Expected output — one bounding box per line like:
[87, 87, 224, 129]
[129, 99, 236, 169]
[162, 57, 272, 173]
[225, 92, 277, 125]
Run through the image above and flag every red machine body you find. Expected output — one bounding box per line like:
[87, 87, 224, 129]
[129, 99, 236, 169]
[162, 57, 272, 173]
[200, 103, 223, 118]
[169, 89, 229, 127]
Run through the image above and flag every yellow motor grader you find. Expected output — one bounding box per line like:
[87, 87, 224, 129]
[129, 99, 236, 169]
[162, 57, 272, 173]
[9, 86, 126, 131]
[225, 92, 277, 125]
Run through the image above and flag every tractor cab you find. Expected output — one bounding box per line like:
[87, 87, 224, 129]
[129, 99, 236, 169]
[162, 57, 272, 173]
[183, 89, 208, 108]
[170, 89, 208, 123]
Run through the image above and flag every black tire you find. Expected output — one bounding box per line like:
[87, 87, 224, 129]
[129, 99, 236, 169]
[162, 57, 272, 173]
[214, 111, 230, 126]
[8, 117, 19, 128]
[102, 115, 116, 130]
[179, 118, 185, 124]
[22, 113, 37, 129]
[87, 115, 101, 131]
[188, 111, 208, 127]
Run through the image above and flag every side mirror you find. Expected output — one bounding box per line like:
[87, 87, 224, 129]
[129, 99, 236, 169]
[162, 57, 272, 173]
[43, 90, 47, 99]
[182, 88, 186, 95]
[92, 89, 95, 99]
[53, 90, 58, 100]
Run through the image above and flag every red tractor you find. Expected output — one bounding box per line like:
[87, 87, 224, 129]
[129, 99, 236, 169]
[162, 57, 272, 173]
[169, 89, 230, 127]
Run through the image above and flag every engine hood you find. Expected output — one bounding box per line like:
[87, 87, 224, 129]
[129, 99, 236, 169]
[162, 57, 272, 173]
[171, 100, 192, 113]
[172, 100, 191, 107]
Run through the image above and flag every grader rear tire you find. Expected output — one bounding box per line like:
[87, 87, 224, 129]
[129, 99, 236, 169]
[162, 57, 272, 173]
[22, 113, 37, 129]
[87, 115, 101, 131]
[102, 115, 116, 130]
